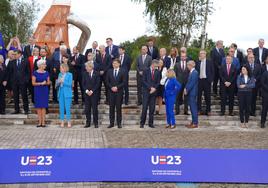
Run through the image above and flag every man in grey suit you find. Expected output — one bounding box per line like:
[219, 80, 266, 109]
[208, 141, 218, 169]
[136, 46, 152, 105]
[174, 51, 190, 115]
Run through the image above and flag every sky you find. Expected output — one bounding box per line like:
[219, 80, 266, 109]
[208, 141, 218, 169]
[34, 0, 268, 52]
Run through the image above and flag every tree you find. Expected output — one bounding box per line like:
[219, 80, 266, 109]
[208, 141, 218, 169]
[0, 0, 40, 45]
[132, 0, 213, 47]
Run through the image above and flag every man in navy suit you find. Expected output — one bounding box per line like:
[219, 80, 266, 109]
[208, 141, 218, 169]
[196, 50, 214, 115]
[210, 40, 225, 96]
[106, 59, 126, 128]
[147, 38, 159, 60]
[140, 60, 160, 128]
[119, 46, 132, 105]
[159, 48, 171, 69]
[253, 39, 268, 65]
[184, 60, 199, 128]
[246, 54, 262, 116]
[105, 38, 119, 60]
[71, 46, 86, 104]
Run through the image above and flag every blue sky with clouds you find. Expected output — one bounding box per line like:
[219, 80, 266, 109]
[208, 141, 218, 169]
[34, 0, 268, 51]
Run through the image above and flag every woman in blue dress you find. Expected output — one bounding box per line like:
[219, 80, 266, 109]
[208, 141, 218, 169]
[32, 59, 50, 127]
[164, 69, 181, 129]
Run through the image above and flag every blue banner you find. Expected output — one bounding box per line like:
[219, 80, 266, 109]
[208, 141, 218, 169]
[0, 148, 267, 184]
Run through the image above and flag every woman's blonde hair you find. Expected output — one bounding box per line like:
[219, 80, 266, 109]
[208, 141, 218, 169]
[167, 69, 176, 78]
[60, 63, 69, 72]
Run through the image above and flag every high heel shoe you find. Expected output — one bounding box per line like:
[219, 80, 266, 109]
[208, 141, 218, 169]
[165, 124, 170, 128]
[170, 125, 176, 129]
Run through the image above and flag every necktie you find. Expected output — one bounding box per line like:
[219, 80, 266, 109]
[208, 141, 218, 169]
[102, 54, 105, 63]
[17, 59, 21, 68]
[114, 69, 117, 78]
[182, 61, 185, 71]
[251, 64, 254, 71]
[89, 72, 92, 79]
[142, 55, 145, 64]
[151, 69, 154, 80]
[109, 46, 112, 55]
[227, 64, 230, 76]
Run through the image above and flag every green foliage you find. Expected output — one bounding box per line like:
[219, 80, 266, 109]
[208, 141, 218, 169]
[0, 0, 40, 45]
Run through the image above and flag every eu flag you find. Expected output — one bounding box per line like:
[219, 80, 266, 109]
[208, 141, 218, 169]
[0, 32, 6, 59]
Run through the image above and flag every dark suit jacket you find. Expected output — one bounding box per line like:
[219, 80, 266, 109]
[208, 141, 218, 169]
[84, 48, 100, 58]
[174, 58, 190, 84]
[261, 64, 268, 73]
[0, 64, 7, 84]
[23, 44, 40, 58]
[106, 68, 126, 93]
[196, 59, 215, 83]
[142, 68, 160, 95]
[261, 71, 268, 97]
[219, 63, 237, 86]
[253, 47, 268, 64]
[147, 46, 159, 60]
[161, 56, 171, 69]
[245, 63, 262, 87]
[120, 53, 132, 72]
[210, 47, 225, 67]
[50, 51, 61, 80]
[34, 57, 51, 73]
[105, 45, 119, 59]
[95, 53, 112, 73]
[185, 69, 198, 97]
[136, 54, 152, 73]
[82, 70, 100, 97]
[7, 58, 30, 85]
[71, 54, 85, 79]
[235, 50, 244, 65]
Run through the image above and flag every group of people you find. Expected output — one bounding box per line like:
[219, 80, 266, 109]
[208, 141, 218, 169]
[0, 36, 268, 129]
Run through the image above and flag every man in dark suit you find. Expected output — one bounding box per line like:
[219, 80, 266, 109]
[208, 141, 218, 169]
[174, 52, 190, 115]
[184, 60, 199, 128]
[95, 45, 112, 104]
[119, 46, 132, 105]
[105, 38, 119, 60]
[210, 40, 225, 95]
[83, 62, 100, 128]
[159, 48, 171, 69]
[34, 48, 51, 72]
[242, 48, 254, 65]
[136, 46, 152, 105]
[106, 59, 126, 128]
[231, 43, 244, 66]
[71, 46, 85, 104]
[246, 54, 262, 116]
[196, 50, 214, 115]
[147, 38, 159, 60]
[219, 55, 237, 116]
[253, 39, 268, 65]
[7, 50, 29, 114]
[84, 41, 99, 60]
[140, 60, 160, 128]
[23, 36, 40, 59]
[261, 70, 268, 128]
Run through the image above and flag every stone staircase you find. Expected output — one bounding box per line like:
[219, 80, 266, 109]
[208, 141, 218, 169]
[0, 71, 264, 128]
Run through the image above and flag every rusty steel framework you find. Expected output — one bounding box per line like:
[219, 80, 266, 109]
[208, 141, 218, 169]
[33, 0, 91, 53]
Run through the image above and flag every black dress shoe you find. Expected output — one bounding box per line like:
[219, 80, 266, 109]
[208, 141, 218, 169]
[149, 125, 155, 128]
[24, 111, 29, 115]
[0, 112, 5, 115]
[220, 112, 225, 116]
[36, 125, 42, 127]
[250, 113, 256, 117]
[12, 111, 19, 114]
[125, 102, 128, 105]
[137, 102, 142, 106]
[94, 124, 99, 128]
[140, 124, 144, 128]
[107, 125, 114, 128]
[175, 110, 180, 115]
[229, 112, 234, 116]
[118, 124, 122, 129]
[184, 112, 189, 115]
[155, 111, 159, 115]
[84, 124, 90, 128]
[261, 123, 265, 128]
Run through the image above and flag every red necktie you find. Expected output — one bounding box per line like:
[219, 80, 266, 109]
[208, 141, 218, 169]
[151, 69, 154, 80]
[227, 64, 230, 76]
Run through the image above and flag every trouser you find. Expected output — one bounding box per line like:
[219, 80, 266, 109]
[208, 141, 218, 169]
[123, 73, 129, 104]
[109, 91, 123, 125]
[213, 65, 220, 95]
[175, 83, 188, 113]
[188, 95, 198, 125]
[51, 79, 58, 102]
[73, 76, 84, 103]
[59, 93, 72, 121]
[251, 87, 259, 115]
[0, 86, 6, 113]
[136, 72, 143, 104]
[12, 83, 29, 112]
[140, 92, 156, 126]
[85, 95, 98, 125]
[165, 95, 176, 125]
[238, 91, 252, 123]
[220, 85, 235, 113]
[99, 74, 108, 103]
[197, 78, 211, 113]
[261, 95, 268, 125]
